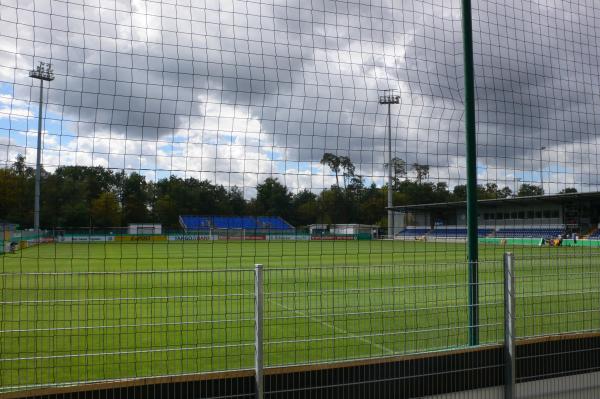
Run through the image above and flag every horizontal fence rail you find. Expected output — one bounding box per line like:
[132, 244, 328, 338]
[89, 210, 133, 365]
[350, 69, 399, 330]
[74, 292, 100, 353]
[0, 259, 503, 393]
[0, 268, 256, 392]
[1, 251, 600, 397]
[514, 254, 600, 341]
[260, 261, 504, 367]
[511, 253, 600, 398]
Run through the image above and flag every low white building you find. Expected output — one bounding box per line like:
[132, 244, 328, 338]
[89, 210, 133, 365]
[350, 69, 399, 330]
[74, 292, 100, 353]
[128, 223, 162, 235]
[330, 224, 378, 237]
[309, 224, 378, 238]
[308, 224, 329, 235]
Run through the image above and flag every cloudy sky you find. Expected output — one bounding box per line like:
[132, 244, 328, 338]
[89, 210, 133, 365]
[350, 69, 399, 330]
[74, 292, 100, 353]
[1, 0, 599, 195]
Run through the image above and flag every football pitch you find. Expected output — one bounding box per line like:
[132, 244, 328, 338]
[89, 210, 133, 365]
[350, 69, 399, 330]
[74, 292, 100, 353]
[1, 240, 599, 390]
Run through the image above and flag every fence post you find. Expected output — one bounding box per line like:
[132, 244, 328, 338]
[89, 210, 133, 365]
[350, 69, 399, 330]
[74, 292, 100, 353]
[461, 0, 480, 347]
[255, 264, 264, 399]
[504, 253, 515, 399]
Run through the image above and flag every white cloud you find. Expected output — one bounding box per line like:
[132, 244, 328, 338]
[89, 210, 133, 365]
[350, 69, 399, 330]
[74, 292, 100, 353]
[0, 94, 33, 119]
[1, 0, 600, 196]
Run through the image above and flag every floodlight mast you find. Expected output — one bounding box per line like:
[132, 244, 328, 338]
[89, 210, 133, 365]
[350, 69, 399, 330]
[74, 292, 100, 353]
[379, 90, 400, 239]
[29, 62, 55, 233]
[539, 146, 546, 194]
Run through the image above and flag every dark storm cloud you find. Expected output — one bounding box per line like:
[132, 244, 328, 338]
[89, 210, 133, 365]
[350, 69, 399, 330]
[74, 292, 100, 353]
[398, 0, 600, 180]
[2, 0, 600, 191]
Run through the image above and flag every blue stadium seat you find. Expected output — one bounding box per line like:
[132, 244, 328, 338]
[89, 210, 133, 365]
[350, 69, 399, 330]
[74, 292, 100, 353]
[396, 227, 431, 237]
[180, 215, 211, 230]
[428, 227, 493, 238]
[180, 215, 294, 231]
[588, 230, 600, 239]
[257, 216, 294, 230]
[495, 227, 564, 238]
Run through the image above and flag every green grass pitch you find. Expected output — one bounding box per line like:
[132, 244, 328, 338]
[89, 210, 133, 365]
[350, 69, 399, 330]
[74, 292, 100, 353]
[1, 240, 599, 390]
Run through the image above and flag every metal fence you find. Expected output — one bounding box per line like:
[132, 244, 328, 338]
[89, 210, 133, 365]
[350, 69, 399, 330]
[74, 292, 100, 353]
[261, 261, 503, 367]
[0, 268, 256, 392]
[2, 251, 600, 397]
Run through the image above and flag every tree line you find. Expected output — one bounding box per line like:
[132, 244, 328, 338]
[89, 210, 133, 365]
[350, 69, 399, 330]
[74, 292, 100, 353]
[0, 154, 568, 229]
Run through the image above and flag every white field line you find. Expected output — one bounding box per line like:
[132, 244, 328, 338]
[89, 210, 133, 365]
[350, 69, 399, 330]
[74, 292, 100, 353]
[244, 287, 394, 356]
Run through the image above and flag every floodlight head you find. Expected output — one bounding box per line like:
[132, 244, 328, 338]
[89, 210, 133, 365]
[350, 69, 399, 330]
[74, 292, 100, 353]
[29, 62, 55, 81]
[379, 89, 400, 104]
[379, 95, 400, 104]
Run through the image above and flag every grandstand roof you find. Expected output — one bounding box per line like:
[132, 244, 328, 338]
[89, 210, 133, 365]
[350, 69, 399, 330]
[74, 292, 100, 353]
[389, 191, 600, 211]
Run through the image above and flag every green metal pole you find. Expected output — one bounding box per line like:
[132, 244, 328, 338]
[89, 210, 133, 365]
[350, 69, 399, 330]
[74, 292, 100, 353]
[461, 0, 479, 346]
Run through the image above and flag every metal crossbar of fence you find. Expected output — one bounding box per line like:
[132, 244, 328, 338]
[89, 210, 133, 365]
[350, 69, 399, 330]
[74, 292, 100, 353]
[0, 259, 496, 392]
[2, 251, 600, 396]
[0, 268, 256, 392]
[514, 254, 600, 340]
[260, 261, 504, 367]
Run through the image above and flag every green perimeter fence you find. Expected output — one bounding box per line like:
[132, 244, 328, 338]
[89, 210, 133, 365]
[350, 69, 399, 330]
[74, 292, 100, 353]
[1, 230, 377, 254]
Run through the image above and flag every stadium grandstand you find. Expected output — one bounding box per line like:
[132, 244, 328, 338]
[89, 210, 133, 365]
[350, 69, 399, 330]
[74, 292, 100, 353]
[395, 225, 566, 240]
[391, 191, 600, 241]
[179, 215, 294, 232]
[428, 226, 495, 238]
